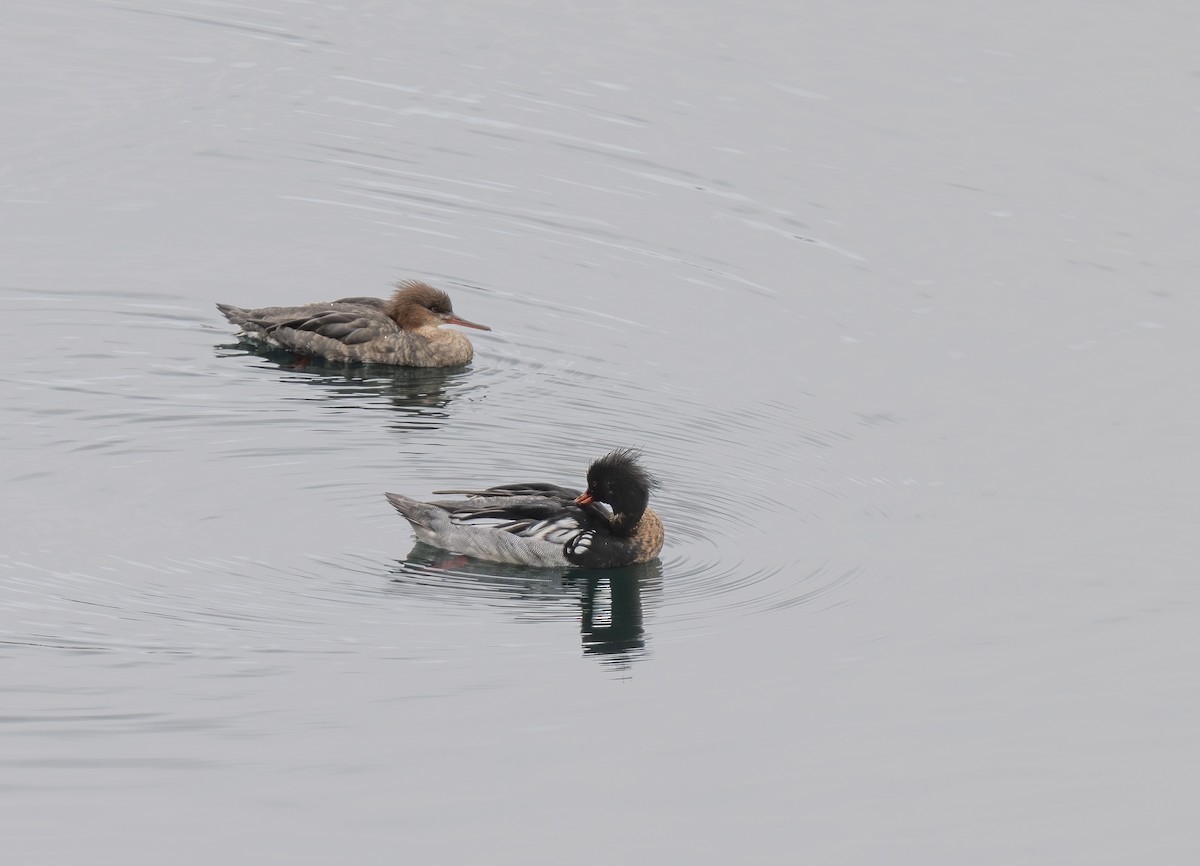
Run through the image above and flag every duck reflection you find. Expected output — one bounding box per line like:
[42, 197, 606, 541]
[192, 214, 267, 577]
[387, 544, 663, 668]
[216, 340, 473, 431]
[578, 570, 648, 661]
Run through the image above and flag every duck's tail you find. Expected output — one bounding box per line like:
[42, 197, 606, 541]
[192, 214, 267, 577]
[384, 492, 443, 531]
[215, 302, 248, 324]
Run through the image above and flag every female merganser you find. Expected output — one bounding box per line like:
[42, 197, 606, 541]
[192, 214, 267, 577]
[385, 449, 665, 569]
[216, 280, 490, 367]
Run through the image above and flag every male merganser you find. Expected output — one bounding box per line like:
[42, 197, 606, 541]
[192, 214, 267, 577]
[216, 280, 490, 367]
[385, 450, 664, 569]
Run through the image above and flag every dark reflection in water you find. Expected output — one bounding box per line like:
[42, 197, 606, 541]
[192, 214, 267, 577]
[388, 545, 663, 669]
[578, 571, 646, 662]
[215, 340, 475, 430]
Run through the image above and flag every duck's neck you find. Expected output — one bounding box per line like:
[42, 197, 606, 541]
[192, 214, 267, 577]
[607, 508, 645, 536]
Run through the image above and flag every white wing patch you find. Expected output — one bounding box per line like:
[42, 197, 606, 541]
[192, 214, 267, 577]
[565, 530, 595, 556]
[451, 511, 583, 546]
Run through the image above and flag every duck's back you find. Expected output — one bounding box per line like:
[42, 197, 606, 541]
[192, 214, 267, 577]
[217, 297, 387, 329]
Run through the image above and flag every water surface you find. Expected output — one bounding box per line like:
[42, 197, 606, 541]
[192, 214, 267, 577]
[3, 1, 1198, 863]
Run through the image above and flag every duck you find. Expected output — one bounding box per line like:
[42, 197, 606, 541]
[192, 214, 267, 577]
[216, 280, 490, 367]
[385, 449, 664, 569]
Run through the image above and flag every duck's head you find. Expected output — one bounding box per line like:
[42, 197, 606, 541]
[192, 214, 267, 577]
[386, 280, 491, 332]
[574, 449, 658, 534]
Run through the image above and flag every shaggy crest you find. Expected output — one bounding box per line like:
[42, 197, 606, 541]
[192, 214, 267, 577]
[385, 280, 455, 330]
[586, 448, 658, 496]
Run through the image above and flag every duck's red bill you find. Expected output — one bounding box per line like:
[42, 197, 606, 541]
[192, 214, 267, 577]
[574, 492, 594, 505]
[447, 315, 491, 331]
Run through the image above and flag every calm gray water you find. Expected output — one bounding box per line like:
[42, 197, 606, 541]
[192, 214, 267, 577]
[3, 1, 1199, 862]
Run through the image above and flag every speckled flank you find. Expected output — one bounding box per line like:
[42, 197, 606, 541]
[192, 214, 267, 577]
[268, 322, 474, 366]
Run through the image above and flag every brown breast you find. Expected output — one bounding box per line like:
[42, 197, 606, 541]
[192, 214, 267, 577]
[630, 508, 665, 563]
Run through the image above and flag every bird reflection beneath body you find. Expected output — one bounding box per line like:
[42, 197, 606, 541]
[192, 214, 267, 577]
[579, 571, 647, 662]
[214, 340, 475, 432]
[388, 544, 663, 669]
